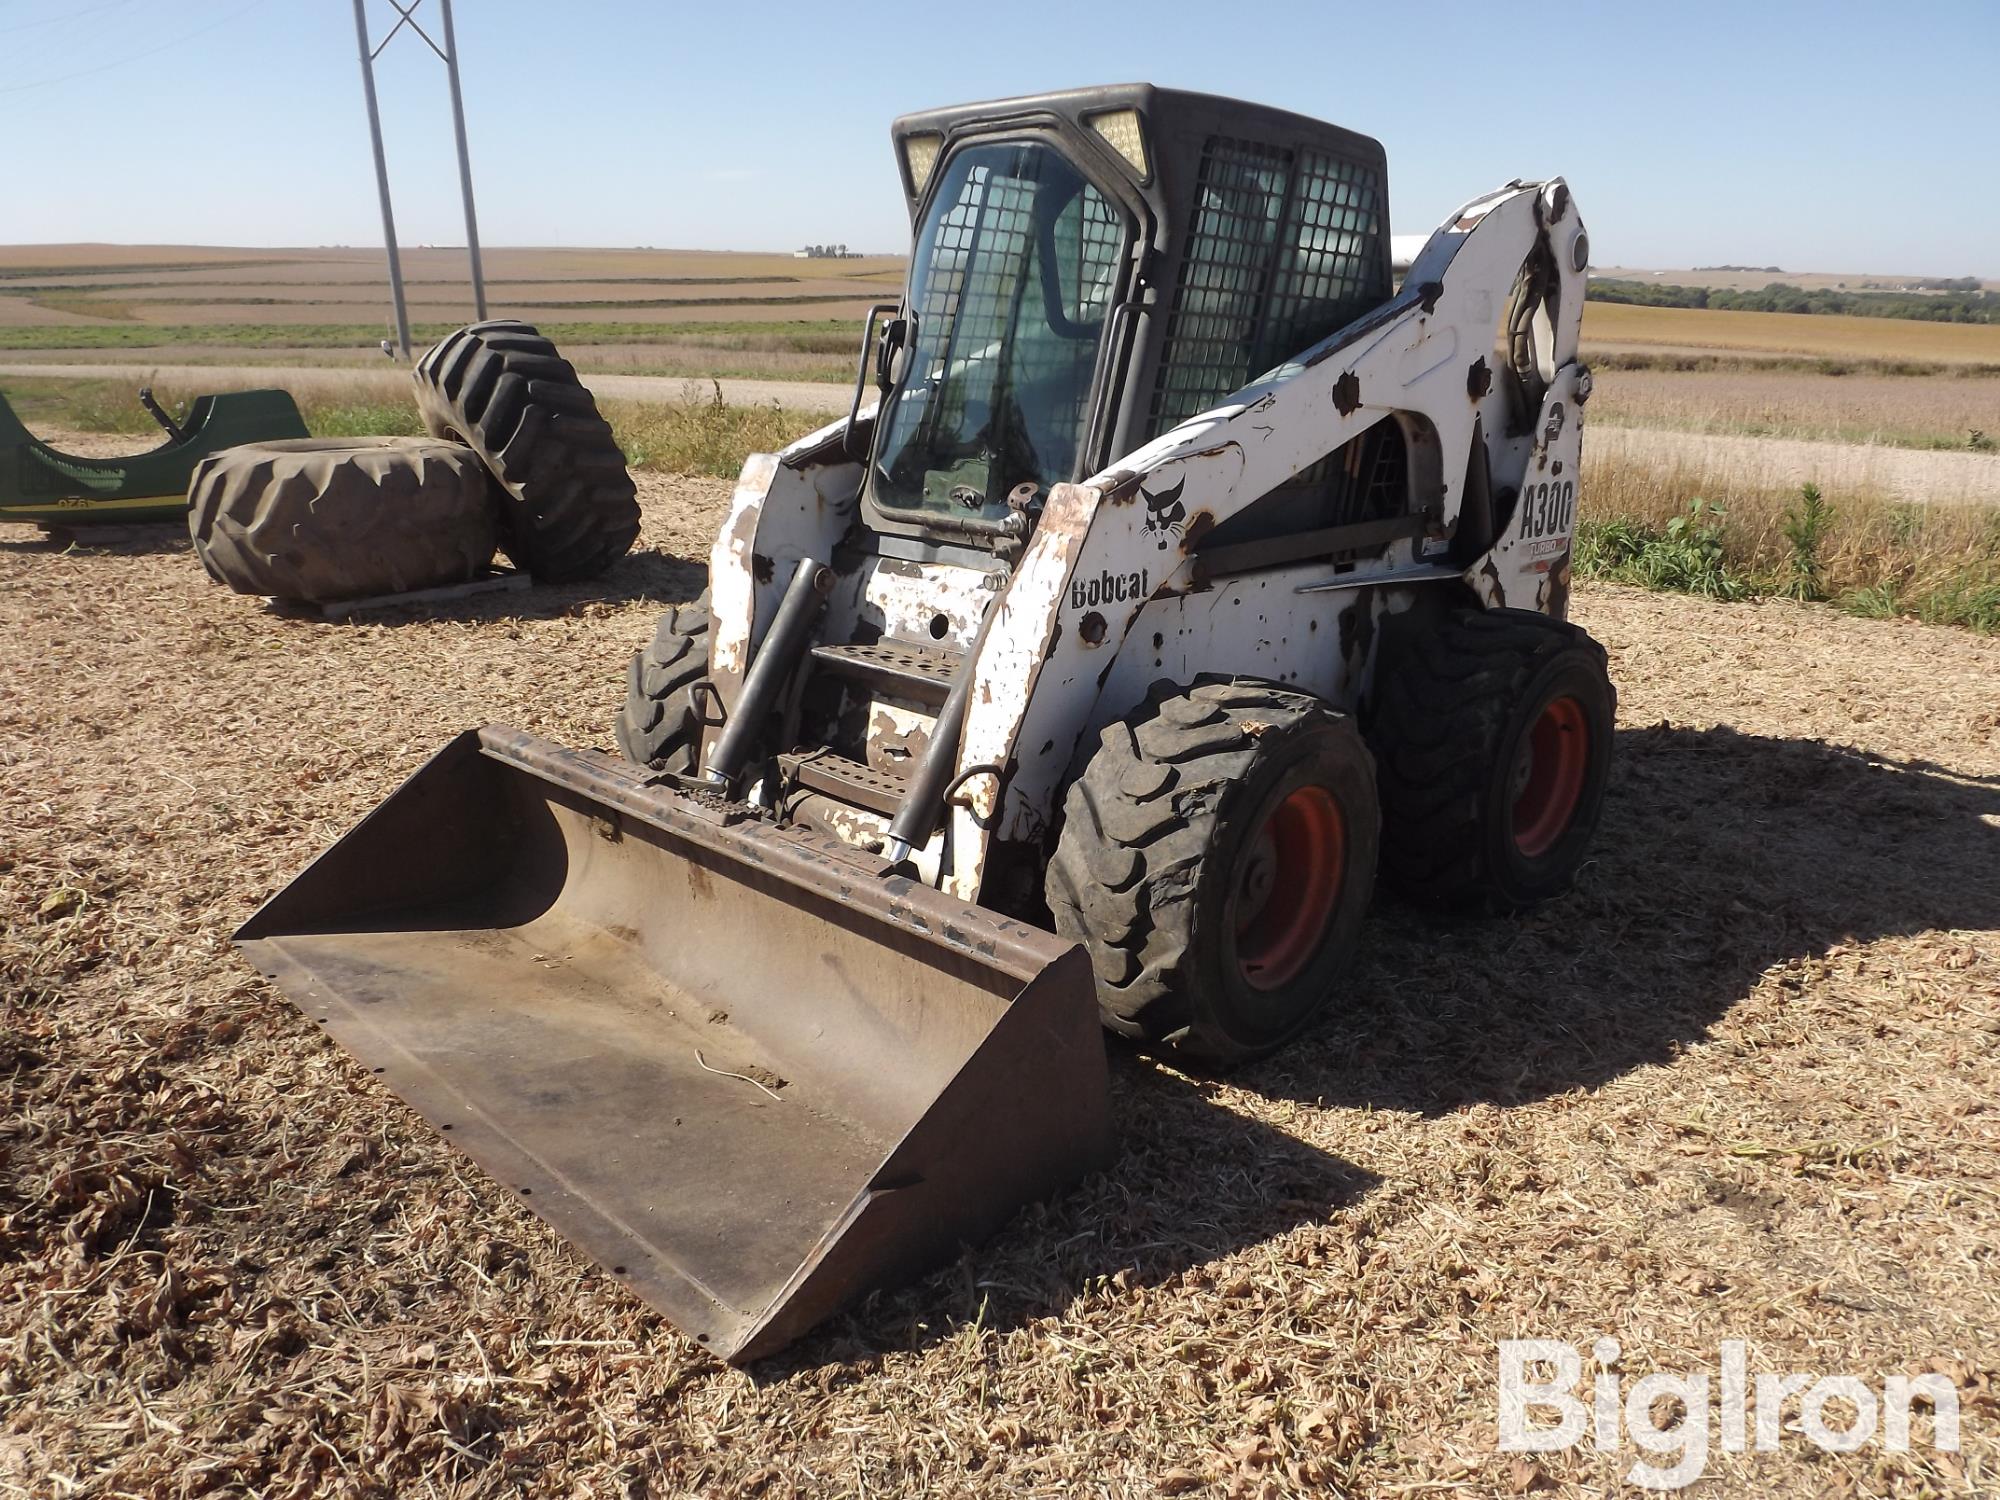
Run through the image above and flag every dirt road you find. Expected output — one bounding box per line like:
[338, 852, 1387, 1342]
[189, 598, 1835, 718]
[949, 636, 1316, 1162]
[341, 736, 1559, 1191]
[1589, 423, 2000, 506]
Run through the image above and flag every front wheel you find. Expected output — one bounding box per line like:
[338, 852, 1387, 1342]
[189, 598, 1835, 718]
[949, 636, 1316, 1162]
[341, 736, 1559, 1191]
[616, 592, 712, 773]
[1047, 680, 1380, 1066]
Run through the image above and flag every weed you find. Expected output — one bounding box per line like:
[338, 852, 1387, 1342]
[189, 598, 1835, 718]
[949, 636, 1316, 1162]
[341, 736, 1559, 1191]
[1913, 571, 2000, 631]
[1575, 501, 1755, 601]
[604, 383, 823, 478]
[1777, 483, 1833, 600]
[1838, 581, 1906, 619]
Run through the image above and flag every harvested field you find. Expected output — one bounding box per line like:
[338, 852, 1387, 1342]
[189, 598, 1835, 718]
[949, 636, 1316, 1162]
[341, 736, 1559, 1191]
[0, 247, 904, 340]
[2, 449, 1995, 1497]
[1582, 302, 2000, 366]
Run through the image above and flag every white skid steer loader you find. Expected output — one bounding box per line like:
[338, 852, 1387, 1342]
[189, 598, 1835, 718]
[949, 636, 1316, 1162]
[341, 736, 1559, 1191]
[238, 85, 1614, 1362]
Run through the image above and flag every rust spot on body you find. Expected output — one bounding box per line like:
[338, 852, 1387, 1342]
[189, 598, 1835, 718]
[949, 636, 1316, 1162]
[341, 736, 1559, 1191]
[1332, 371, 1362, 416]
[1467, 356, 1492, 400]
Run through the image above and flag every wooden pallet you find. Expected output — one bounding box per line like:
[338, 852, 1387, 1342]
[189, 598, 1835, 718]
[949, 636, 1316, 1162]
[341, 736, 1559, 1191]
[298, 567, 533, 620]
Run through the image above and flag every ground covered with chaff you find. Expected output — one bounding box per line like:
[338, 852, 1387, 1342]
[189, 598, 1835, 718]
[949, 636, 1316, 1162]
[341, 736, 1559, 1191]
[2, 457, 1996, 1498]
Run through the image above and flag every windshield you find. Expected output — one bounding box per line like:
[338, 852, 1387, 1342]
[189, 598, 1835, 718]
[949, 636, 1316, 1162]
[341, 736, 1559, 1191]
[871, 141, 1128, 522]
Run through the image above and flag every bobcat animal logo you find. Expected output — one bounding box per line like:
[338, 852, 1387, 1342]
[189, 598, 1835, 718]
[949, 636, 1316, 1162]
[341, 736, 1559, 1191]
[1140, 475, 1187, 550]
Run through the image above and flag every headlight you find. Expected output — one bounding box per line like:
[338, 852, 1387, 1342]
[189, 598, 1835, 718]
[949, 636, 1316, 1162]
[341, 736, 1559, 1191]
[1085, 109, 1148, 180]
[901, 132, 943, 194]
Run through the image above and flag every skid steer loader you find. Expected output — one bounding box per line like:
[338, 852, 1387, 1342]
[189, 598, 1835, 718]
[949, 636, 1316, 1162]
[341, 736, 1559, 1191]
[238, 85, 1613, 1363]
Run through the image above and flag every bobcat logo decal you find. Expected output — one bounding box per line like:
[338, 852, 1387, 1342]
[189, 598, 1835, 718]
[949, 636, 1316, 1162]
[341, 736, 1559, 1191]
[1140, 475, 1186, 550]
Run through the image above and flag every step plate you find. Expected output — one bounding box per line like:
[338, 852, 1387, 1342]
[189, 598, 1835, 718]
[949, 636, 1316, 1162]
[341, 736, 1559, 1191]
[810, 639, 959, 706]
[781, 750, 910, 818]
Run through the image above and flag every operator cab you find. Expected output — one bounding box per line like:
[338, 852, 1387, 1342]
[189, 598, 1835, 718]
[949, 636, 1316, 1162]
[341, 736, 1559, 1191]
[860, 84, 1395, 548]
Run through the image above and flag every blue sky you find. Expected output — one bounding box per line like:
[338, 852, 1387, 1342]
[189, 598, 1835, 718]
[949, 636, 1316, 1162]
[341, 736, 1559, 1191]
[3, 0, 1995, 275]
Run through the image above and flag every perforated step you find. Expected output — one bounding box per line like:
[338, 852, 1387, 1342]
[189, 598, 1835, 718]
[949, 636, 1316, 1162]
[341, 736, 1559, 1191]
[810, 638, 960, 706]
[778, 750, 910, 819]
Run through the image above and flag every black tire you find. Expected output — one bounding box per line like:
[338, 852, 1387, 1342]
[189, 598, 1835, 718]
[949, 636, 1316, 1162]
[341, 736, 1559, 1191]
[1368, 607, 1615, 909]
[187, 437, 498, 604]
[616, 592, 712, 773]
[1047, 679, 1380, 1066]
[413, 320, 639, 582]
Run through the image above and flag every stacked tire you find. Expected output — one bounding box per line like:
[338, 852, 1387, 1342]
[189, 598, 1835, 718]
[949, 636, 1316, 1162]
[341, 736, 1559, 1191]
[189, 321, 638, 604]
[413, 320, 639, 582]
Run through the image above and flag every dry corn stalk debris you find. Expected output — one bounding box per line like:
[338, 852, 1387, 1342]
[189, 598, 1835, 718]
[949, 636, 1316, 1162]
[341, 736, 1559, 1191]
[2, 449, 1996, 1497]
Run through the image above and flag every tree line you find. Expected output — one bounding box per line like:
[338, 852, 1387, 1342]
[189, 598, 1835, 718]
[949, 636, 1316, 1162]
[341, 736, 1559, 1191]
[1586, 278, 1999, 324]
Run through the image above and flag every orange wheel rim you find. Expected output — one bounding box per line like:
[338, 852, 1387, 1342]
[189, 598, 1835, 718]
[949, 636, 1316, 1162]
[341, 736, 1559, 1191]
[1234, 785, 1345, 992]
[1511, 695, 1590, 858]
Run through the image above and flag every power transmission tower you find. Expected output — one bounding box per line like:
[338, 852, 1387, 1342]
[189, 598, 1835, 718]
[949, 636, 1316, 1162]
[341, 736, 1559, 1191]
[350, 0, 486, 361]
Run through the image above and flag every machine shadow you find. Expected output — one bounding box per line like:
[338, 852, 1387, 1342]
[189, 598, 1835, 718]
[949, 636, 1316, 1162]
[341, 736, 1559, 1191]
[272, 550, 710, 627]
[0, 523, 191, 557]
[768, 722, 1998, 1369]
[773, 1064, 1383, 1372]
[1247, 722, 2000, 1114]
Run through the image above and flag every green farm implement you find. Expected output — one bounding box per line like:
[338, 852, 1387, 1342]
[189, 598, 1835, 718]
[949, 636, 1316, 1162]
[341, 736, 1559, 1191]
[0, 385, 307, 526]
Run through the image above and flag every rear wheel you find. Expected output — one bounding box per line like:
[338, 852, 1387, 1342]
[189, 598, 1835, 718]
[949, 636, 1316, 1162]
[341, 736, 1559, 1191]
[1368, 607, 1615, 908]
[1047, 680, 1379, 1065]
[413, 320, 639, 582]
[616, 593, 712, 773]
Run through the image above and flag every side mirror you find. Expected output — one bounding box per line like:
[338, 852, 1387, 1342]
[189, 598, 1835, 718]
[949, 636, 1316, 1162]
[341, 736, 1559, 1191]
[874, 317, 911, 391]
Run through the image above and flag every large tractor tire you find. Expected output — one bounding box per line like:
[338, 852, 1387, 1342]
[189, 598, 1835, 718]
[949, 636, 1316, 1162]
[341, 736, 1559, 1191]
[413, 320, 639, 583]
[1048, 679, 1380, 1066]
[1368, 607, 1615, 909]
[616, 592, 712, 773]
[187, 437, 498, 604]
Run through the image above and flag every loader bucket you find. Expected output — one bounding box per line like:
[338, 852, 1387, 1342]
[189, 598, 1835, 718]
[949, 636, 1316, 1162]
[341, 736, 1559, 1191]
[237, 726, 1110, 1363]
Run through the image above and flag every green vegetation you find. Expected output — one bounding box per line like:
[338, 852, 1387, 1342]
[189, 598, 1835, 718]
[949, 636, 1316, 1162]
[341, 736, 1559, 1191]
[1588, 278, 2000, 324]
[0, 373, 822, 481]
[1777, 483, 1833, 599]
[1575, 501, 1753, 600]
[603, 382, 826, 477]
[0, 317, 858, 354]
[1575, 482, 2000, 633]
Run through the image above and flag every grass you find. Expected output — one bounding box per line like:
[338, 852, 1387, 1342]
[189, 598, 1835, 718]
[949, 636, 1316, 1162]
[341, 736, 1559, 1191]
[2, 373, 825, 479]
[601, 381, 826, 476]
[1576, 457, 2000, 632]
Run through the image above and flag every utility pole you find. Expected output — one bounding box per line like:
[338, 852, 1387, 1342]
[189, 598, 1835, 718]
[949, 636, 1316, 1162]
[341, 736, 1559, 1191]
[437, 0, 487, 320]
[350, 0, 488, 362]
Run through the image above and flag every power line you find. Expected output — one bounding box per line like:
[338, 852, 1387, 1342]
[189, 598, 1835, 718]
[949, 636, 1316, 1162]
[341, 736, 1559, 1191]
[0, 0, 137, 40]
[0, 0, 273, 96]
